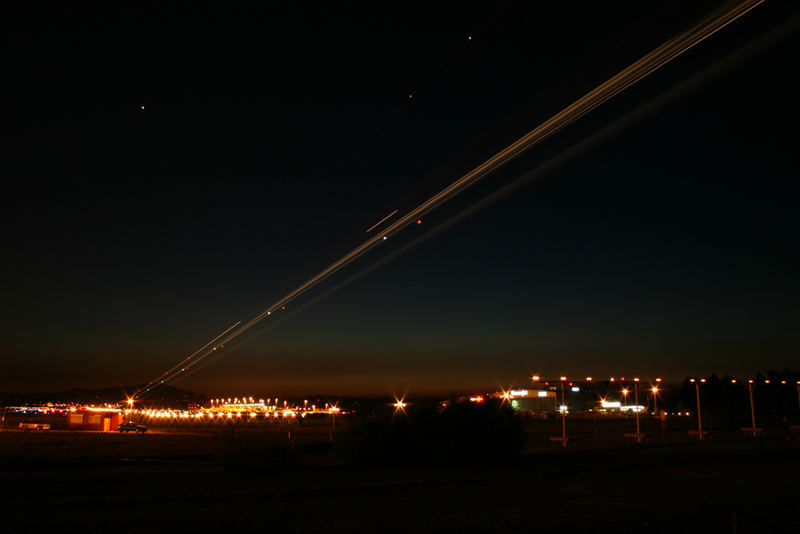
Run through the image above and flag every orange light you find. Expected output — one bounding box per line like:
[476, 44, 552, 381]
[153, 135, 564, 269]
[531, 375, 540, 381]
[651, 387, 658, 394]
[586, 377, 593, 381]
[560, 376, 567, 381]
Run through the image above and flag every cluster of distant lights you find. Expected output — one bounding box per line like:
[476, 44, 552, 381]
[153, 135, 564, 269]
[485, 375, 800, 414]
[125, 396, 343, 420]
[5, 403, 121, 414]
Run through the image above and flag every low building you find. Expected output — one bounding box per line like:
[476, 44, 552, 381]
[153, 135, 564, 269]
[502, 389, 558, 413]
[67, 407, 123, 431]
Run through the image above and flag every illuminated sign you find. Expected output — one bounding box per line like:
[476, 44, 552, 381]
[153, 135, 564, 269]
[537, 391, 548, 398]
[509, 389, 528, 397]
[601, 400, 621, 408]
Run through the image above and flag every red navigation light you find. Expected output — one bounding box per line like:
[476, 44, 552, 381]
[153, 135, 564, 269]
[416, 219, 422, 224]
[281, 306, 286, 310]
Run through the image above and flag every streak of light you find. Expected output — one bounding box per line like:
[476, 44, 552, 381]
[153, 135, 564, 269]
[365, 210, 398, 233]
[141, 0, 765, 391]
[136, 320, 241, 398]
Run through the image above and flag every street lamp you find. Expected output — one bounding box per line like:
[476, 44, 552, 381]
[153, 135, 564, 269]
[633, 378, 641, 436]
[731, 379, 762, 437]
[651, 384, 665, 440]
[329, 404, 339, 442]
[651, 386, 659, 415]
[559, 377, 567, 446]
[689, 378, 706, 440]
[797, 381, 800, 411]
[746, 380, 759, 435]
[127, 398, 134, 422]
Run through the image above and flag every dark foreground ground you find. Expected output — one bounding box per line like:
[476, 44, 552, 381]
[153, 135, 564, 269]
[2, 419, 798, 533]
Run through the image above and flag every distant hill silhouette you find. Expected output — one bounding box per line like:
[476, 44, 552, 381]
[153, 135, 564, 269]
[0, 385, 206, 407]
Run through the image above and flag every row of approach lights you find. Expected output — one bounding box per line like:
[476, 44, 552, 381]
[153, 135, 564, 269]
[530, 376, 663, 395]
[528, 376, 799, 387]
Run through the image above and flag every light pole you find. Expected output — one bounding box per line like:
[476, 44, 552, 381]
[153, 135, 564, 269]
[651, 384, 664, 440]
[747, 380, 757, 430]
[633, 378, 641, 436]
[651, 386, 659, 416]
[797, 381, 800, 411]
[690, 378, 706, 440]
[330, 405, 338, 442]
[733, 378, 762, 437]
[560, 377, 567, 444]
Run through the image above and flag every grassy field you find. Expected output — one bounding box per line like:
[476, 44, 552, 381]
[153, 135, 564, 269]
[2, 417, 798, 532]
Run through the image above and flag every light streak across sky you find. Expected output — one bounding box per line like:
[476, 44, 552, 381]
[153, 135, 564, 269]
[135, 0, 764, 399]
[366, 210, 398, 233]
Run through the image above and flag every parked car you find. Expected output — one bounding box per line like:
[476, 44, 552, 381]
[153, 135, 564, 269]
[118, 421, 148, 433]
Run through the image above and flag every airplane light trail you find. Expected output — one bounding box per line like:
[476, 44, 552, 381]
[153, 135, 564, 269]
[136, 0, 764, 398]
[137, 320, 241, 397]
[366, 210, 398, 233]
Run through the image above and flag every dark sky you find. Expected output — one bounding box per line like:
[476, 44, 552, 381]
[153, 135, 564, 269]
[3, 1, 798, 396]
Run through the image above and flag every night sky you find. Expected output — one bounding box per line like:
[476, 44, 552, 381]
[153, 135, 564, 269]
[4, 1, 798, 396]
